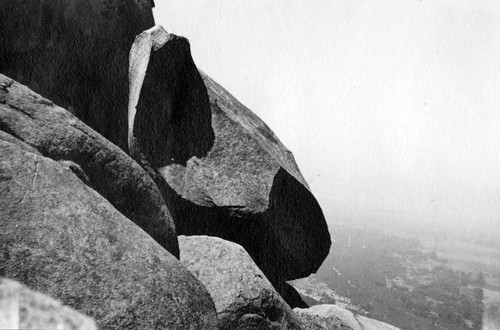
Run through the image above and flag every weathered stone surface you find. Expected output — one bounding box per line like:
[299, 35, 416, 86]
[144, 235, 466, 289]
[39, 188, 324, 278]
[179, 235, 303, 330]
[0, 74, 178, 257]
[127, 27, 331, 285]
[0, 130, 40, 155]
[294, 305, 401, 330]
[0, 278, 97, 330]
[0, 0, 155, 150]
[163, 74, 331, 282]
[0, 138, 218, 329]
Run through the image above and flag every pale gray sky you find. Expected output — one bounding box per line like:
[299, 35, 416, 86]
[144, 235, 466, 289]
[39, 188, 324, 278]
[154, 1, 500, 234]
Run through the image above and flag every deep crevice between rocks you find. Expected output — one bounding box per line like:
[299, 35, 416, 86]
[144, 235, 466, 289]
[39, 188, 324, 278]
[149, 165, 330, 308]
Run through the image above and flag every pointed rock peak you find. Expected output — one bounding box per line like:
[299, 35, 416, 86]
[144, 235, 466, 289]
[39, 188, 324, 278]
[127, 27, 214, 167]
[128, 25, 173, 155]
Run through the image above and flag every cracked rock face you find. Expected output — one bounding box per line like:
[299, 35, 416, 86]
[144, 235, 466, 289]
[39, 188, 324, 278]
[179, 235, 303, 330]
[0, 0, 155, 150]
[0, 74, 179, 257]
[128, 27, 331, 285]
[0, 137, 218, 329]
[0, 278, 97, 330]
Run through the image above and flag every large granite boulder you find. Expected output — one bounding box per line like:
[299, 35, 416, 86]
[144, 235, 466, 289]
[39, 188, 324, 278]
[0, 0, 155, 150]
[0, 278, 97, 330]
[294, 305, 401, 330]
[0, 136, 218, 329]
[0, 74, 178, 257]
[128, 26, 331, 288]
[179, 235, 303, 330]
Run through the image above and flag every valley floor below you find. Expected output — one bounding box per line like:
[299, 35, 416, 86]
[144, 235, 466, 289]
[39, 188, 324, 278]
[291, 223, 500, 330]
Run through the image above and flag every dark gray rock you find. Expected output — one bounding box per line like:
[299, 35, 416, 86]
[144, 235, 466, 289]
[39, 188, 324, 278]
[179, 235, 303, 330]
[0, 278, 97, 330]
[127, 27, 331, 286]
[0, 0, 155, 150]
[128, 25, 214, 167]
[0, 138, 218, 329]
[0, 74, 178, 257]
[275, 282, 309, 309]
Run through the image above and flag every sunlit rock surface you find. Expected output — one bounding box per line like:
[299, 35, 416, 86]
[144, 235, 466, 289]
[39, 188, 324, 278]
[0, 278, 97, 330]
[0, 74, 178, 257]
[294, 304, 401, 330]
[179, 235, 303, 330]
[0, 78, 218, 329]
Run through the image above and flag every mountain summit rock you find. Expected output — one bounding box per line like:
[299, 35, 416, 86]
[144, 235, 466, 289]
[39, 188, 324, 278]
[127, 26, 331, 291]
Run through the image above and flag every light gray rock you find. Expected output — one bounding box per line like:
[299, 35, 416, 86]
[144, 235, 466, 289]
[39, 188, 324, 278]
[294, 305, 401, 330]
[179, 235, 303, 330]
[0, 137, 218, 329]
[0, 130, 40, 155]
[0, 278, 97, 330]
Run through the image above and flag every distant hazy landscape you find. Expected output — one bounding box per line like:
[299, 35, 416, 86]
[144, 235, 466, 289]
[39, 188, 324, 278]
[291, 212, 500, 330]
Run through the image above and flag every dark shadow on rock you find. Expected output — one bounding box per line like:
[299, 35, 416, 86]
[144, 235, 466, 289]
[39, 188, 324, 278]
[161, 166, 330, 306]
[274, 282, 309, 309]
[133, 35, 214, 167]
[260, 168, 331, 281]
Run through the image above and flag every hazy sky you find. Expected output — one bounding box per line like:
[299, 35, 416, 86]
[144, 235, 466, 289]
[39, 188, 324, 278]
[154, 1, 500, 233]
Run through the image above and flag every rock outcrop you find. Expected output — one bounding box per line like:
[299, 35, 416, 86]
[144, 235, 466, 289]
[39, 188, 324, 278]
[0, 0, 155, 150]
[294, 305, 401, 330]
[179, 235, 303, 330]
[1, 2, 336, 327]
[0, 74, 178, 257]
[127, 26, 331, 291]
[0, 278, 97, 330]
[0, 121, 218, 328]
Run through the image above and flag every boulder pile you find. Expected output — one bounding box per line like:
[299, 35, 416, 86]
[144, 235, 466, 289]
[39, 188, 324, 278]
[126, 25, 331, 307]
[0, 1, 339, 328]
